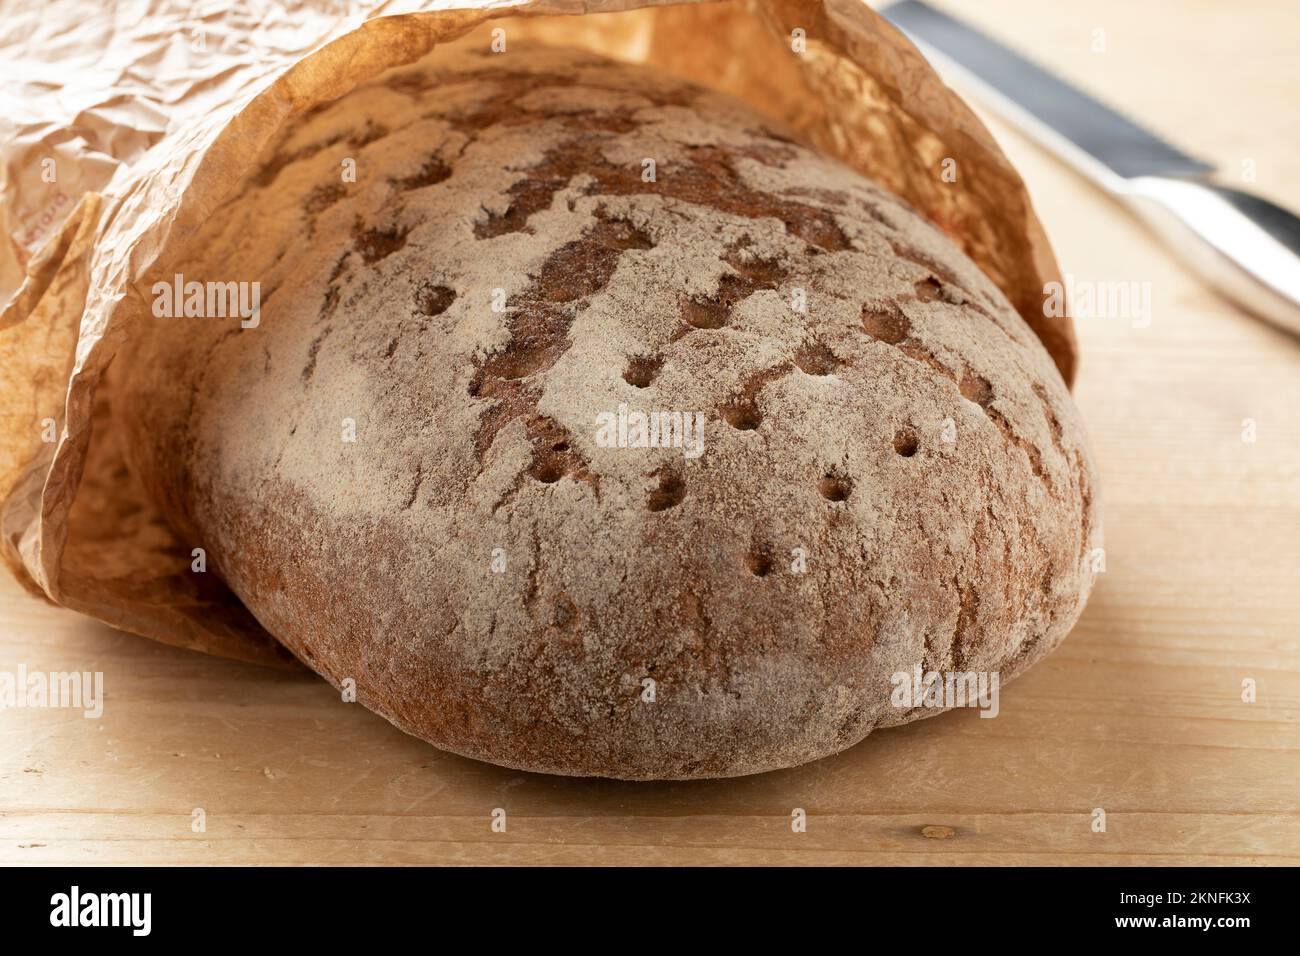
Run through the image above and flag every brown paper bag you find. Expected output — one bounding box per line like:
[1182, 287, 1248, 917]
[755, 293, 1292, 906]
[0, 0, 1073, 665]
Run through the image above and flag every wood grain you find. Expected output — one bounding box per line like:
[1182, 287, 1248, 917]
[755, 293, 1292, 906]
[2, 0, 1298, 865]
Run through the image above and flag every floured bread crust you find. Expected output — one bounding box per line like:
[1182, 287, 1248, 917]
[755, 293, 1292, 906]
[116, 45, 1100, 779]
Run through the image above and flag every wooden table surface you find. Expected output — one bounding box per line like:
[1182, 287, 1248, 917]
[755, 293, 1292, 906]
[2, 0, 1298, 865]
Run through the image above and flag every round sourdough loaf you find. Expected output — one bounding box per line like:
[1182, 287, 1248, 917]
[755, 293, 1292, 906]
[116, 44, 1100, 779]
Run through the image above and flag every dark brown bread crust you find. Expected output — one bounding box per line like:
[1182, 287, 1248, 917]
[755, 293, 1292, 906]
[116, 46, 1100, 778]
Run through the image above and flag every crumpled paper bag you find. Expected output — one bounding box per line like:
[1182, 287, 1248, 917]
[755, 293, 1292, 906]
[0, 0, 1075, 665]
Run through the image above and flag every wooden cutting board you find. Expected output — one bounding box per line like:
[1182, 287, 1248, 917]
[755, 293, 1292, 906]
[2, 0, 1298, 865]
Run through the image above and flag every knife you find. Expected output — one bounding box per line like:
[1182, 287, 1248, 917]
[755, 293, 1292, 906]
[882, 0, 1300, 337]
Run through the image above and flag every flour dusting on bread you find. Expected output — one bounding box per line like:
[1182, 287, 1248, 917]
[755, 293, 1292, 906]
[116, 45, 1100, 779]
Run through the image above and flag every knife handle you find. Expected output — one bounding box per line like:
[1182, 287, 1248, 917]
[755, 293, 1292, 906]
[1118, 177, 1300, 336]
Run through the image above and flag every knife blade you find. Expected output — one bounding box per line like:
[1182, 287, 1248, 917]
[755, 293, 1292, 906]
[882, 0, 1300, 337]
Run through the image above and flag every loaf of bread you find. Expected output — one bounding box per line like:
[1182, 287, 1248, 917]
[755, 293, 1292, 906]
[116, 45, 1099, 778]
